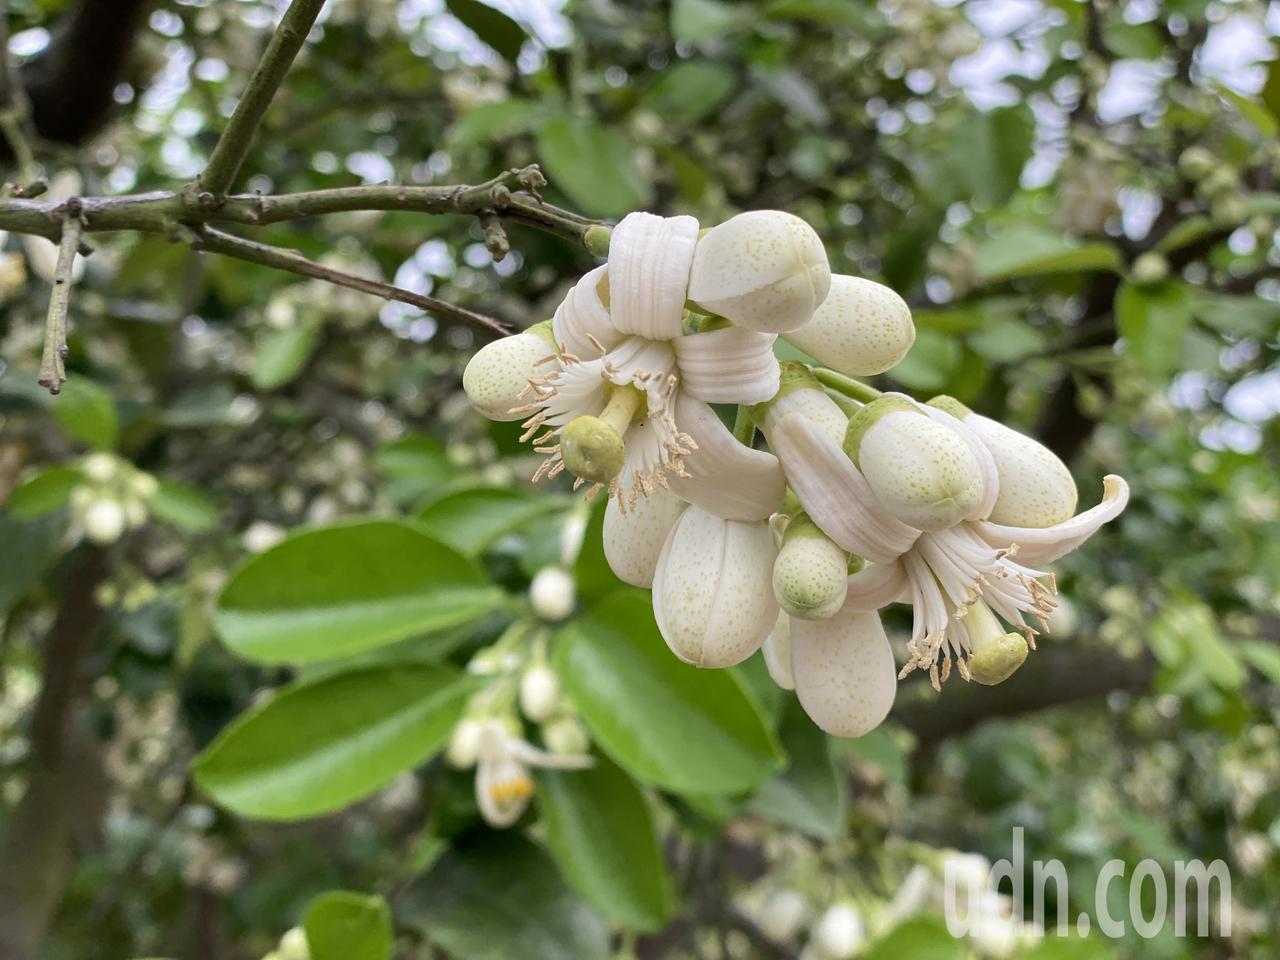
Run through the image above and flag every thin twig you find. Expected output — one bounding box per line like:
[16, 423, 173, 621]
[192, 226, 511, 337]
[37, 199, 84, 395]
[196, 0, 326, 197]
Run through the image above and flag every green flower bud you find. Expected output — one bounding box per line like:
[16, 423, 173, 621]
[772, 516, 849, 620]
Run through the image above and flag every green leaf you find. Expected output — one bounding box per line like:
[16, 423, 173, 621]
[214, 519, 502, 664]
[416, 487, 550, 556]
[554, 591, 783, 795]
[671, 0, 741, 44]
[445, 0, 528, 63]
[536, 117, 649, 218]
[570, 501, 617, 604]
[865, 917, 966, 960]
[888, 328, 961, 393]
[762, 0, 883, 31]
[1241, 641, 1280, 686]
[1263, 54, 1280, 124]
[752, 696, 846, 840]
[450, 98, 545, 149]
[1017, 936, 1118, 960]
[644, 62, 736, 124]
[148, 480, 219, 532]
[0, 514, 65, 614]
[250, 324, 320, 391]
[303, 891, 392, 960]
[931, 106, 1035, 209]
[51, 378, 118, 449]
[193, 664, 473, 819]
[1114, 281, 1192, 382]
[967, 318, 1045, 364]
[7, 465, 82, 518]
[374, 434, 458, 506]
[537, 755, 672, 932]
[1154, 214, 1217, 254]
[975, 230, 1122, 281]
[1213, 82, 1278, 138]
[411, 832, 610, 960]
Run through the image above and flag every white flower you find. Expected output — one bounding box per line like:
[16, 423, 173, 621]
[82, 498, 127, 544]
[519, 664, 561, 722]
[529, 566, 576, 621]
[759, 889, 809, 942]
[243, 521, 286, 553]
[446, 718, 488, 769]
[602, 485, 686, 587]
[651, 504, 778, 668]
[790, 609, 897, 737]
[278, 927, 310, 960]
[687, 210, 831, 333]
[783, 274, 915, 376]
[811, 901, 865, 959]
[471, 720, 591, 828]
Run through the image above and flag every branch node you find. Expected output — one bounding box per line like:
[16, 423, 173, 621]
[478, 212, 510, 262]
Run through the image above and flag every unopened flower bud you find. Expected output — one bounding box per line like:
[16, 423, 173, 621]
[462, 324, 556, 421]
[278, 927, 310, 960]
[519, 664, 561, 722]
[83, 498, 127, 544]
[687, 210, 831, 333]
[754, 362, 848, 446]
[773, 516, 848, 620]
[129, 471, 160, 499]
[446, 718, 486, 769]
[782, 274, 915, 376]
[542, 716, 590, 756]
[81, 452, 118, 483]
[963, 602, 1028, 686]
[1131, 252, 1168, 285]
[123, 499, 147, 530]
[1177, 146, 1215, 181]
[929, 397, 1077, 528]
[812, 902, 864, 959]
[845, 396, 984, 531]
[529, 567, 576, 621]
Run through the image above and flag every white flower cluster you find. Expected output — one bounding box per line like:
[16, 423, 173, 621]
[72, 452, 159, 545]
[463, 210, 1129, 740]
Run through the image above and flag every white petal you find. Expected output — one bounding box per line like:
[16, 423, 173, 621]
[782, 274, 915, 376]
[965, 412, 1078, 528]
[652, 506, 778, 668]
[916, 400, 1000, 521]
[607, 212, 699, 341]
[666, 394, 786, 521]
[975, 475, 1129, 566]
[762, 613, 795, 690]
[552, 265, 622, 357]
[673, 327, 781, 404]
[507, 737, 593, 770]
[842, 561, 909, 611]
[603, 486, 685, 587]
[462, 331, 557, 421]
[687, 210, 831, 333]
[768, 412, 919, 563]
[790, 610, 896, 737]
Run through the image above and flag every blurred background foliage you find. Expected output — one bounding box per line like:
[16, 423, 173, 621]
[0, 0, 1279, 958]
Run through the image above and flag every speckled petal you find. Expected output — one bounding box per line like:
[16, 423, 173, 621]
[791, 610, 896, 737]
[608, 212, 700, 341]
[666, 394, 786, 521]
[769, 412, 919, 563]
[651, 506, 778, 668]
[552, 265, 622, 357]
[763, 613, 795, 690]
[462, 331, 557, 421]
[915, 400, 1000, 521]
[760, 385, 849, 446]
[673, 327, 781, 404]
[603, 486, 686, 587]
[975, 475, 1129, 566]
[964, 413, 1078, 528]
[782, 274, 915, 376]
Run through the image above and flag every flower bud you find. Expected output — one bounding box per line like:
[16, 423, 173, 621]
[446, 718, 486, 768]
[1131, 252, 1168, 285]
[759, 889, 808, 942]
[529, 567, 576, 621]
[603, 487, 685, 588]
[930, 397, 1077, 528]
[1177, 146, 1215, 180]
[812, 902, 864, 959]
[782, 274, 915, 376]
[962, 602, 1028, 686]
[278, 927, 310, 960]
[542, 716, 590, 756]
[687, 210, 831, 333]
[129, 471, 160, 499]
[81, 452, 118, 483]
[462, 325, 555, 421]
[772, 516, 848, 620]
[652, 505, 778, 668]
[519, 664, 561, 722]
[754, 362, 848, 446]
[845, 397, 984, 531]
[82, 498, 127, 544]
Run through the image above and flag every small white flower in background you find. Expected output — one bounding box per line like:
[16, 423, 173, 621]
[811, 901, 865, 959]
[758, 888, 809, 942]
[541, 715, 591, 756]
[558, 506, 590, 566]
[82, 498, 127, 544]
[243, 521, 287, 553]
[277, 926, 310, 960]
[518, 663, 561, 722]
[459, 719, 591, 828]
[445, 717, 489, 769]
[529, 566, 576, 621]
[82, 452, 119, 483]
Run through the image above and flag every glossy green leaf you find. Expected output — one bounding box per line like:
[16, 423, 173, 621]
[752, 696, 846, 840]
[416, 487, 549, 556]
[571, 501, 618, 604]
[888, 328, 962, 392]
[194, 664, 472, 819]
[931, 105, 1035, 209]
[51, 378, 118, 449]
[303, 891, 392, 960]
[536, 117, 649, 218]
[0, 514, 65, 614]
[644, 62, 736, 124]
[7, 465, 82, 518]
[553, 591, 784, 795]
[1115, 281, 1192, 382]
[148, 480, 219, 532]
[865, 918, 966, 960]
[215, 519, 502, 664]
[250, 323, 320, 391]
[537, 755, 672, 932]
[445, 0, 528, 63]
[671, 0, 741, 43]
[975, 230, 1122, 281]
[411, 832, 609, 960]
